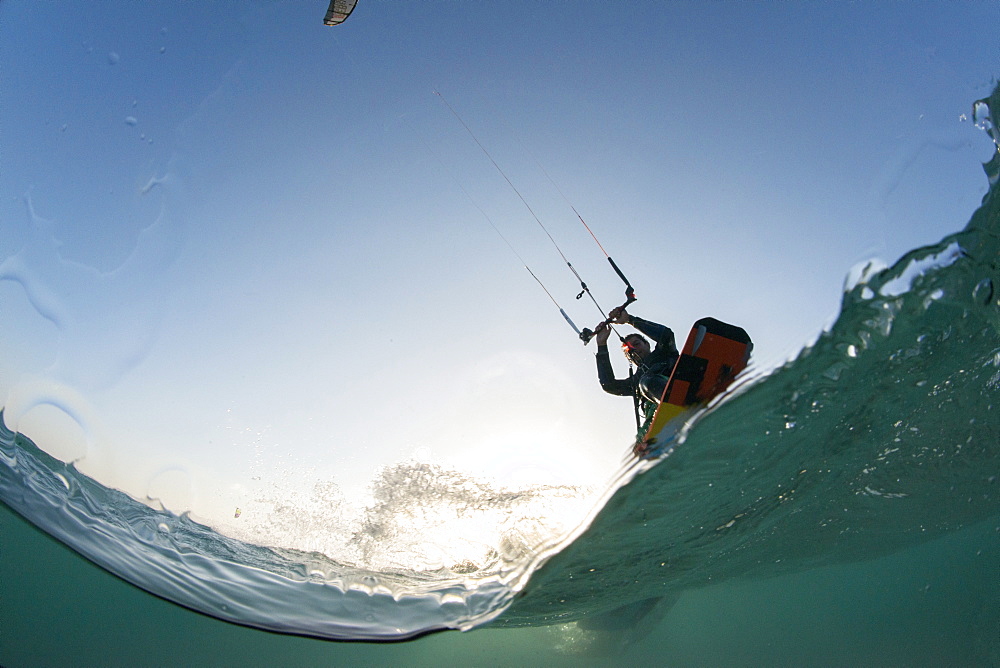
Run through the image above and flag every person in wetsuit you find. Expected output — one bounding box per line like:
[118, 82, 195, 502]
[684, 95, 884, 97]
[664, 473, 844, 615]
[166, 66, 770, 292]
[594, 306, 679, 407]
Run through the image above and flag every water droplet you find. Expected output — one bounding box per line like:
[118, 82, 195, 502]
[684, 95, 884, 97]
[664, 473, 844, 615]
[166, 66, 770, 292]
[15, 402, 90, 466]
[125, 116, 138, 126]
[973, 278, 994, 306]
[157, 522, 170, 532]
[107, 51, 120, 65]
[159, 46, 166, 54]
[973, 101, 993, 133]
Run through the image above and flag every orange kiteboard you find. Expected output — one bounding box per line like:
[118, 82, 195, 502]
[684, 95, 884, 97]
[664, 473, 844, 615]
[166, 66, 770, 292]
[634, 317, 752, 456]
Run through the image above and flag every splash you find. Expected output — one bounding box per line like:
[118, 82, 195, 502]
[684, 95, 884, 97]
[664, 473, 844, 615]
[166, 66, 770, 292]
[0, 414, 596, 639]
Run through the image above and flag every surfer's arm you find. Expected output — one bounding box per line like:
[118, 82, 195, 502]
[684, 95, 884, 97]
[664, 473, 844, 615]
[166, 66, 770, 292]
[629, 316, 677, 352]
[611, 308, 670, 345]
[596, 344, 635, 397]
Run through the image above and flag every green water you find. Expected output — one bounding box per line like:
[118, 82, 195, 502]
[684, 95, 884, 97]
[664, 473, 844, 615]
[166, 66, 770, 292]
[2, 504, 996, 666]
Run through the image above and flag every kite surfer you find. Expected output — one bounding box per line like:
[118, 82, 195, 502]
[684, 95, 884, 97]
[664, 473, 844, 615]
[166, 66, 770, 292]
[594, 306, 679, 407]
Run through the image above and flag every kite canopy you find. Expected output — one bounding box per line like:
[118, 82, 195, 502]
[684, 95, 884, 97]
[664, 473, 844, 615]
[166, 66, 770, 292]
[323, 0, 357, 26]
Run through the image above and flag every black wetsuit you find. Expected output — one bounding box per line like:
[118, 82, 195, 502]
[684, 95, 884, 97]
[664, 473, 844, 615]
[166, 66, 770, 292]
[596, 316, 679, 407]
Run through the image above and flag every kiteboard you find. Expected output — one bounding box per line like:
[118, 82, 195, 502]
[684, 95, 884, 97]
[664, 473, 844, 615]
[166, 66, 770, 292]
[633, 317, 752, 457]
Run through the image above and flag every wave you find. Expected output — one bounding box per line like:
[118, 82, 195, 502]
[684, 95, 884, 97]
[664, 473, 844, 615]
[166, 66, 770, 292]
[2, 86, 999, 641]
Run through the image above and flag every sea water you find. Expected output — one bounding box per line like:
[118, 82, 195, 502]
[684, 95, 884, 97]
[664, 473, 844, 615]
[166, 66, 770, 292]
[2, 86, 998, 665]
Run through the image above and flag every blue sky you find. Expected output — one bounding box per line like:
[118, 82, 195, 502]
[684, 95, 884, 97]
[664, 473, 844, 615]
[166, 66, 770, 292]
[2, 1, 998, 528]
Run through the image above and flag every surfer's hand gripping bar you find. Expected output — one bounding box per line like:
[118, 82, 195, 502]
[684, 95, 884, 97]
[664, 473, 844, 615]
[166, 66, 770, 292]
[580, 293, 637, 345]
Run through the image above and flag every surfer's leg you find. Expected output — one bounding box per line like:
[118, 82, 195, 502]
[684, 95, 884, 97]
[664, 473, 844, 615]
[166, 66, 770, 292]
[638, 374, 668, 404]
